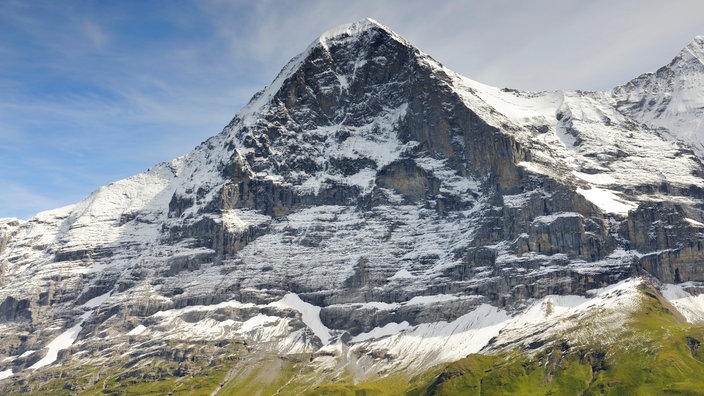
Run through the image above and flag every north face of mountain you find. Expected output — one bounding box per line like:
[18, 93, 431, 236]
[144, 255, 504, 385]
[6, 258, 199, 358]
[1, 19, 704, 393]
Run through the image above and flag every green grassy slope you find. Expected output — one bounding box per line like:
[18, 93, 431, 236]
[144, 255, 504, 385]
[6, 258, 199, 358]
[419, 283, 704, 396]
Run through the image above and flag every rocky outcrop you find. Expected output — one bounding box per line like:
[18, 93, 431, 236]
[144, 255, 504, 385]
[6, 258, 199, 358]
[0, 220, 19, 257]
[375, 160, 440, 203]
[617, 203, 704, 282]
[0, 296, 32, 322]
[621, 203, 700, 253]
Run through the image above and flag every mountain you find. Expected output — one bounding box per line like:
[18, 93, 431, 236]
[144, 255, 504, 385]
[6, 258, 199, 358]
[2, 18, 704, 394]
[612, 35, 704, 156]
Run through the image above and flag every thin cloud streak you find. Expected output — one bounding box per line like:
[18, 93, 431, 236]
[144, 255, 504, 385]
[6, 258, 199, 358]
[0, 180, 71, 219]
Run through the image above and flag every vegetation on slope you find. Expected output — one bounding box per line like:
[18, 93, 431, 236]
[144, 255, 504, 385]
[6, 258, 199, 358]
[2, 283, 704, 395]
[418, 283, 704, 395]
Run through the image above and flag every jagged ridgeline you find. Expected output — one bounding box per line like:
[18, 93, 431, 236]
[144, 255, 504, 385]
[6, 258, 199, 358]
[2, 18, 704, 395]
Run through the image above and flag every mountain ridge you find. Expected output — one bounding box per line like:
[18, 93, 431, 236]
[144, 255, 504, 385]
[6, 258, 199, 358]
[611, 34, 704, 157]
[1, 19, 704, 393]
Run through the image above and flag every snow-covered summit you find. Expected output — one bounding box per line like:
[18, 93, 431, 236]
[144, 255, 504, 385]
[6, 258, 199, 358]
[683, 35, 704, 65]
[236, 18, 402, 128]
[318, 18, 392, 44]
[611, 35, 704, 157]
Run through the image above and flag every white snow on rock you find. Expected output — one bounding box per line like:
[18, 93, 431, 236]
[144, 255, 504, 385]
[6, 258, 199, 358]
[661, 283, 704, 323]
[126, 303, 301, 351]
[532, 212, 582, 224]
[270, 293, 332, 346]
[576, 187, 637, 215]
[356, 304, 510, 371]
[440, 56, 704, 217]
[24, 292, 112, 371]
[126, 325, 146, 336]
[237, 18, 402, 130]
[343, 278, 646, 377]
[81, 291, 111, 308]
[685, 218, 704, 227]
[239, 314, 280, 333]
[495, 279, 645, 350]
[151, 300, 256, 319]
[612, 36, 704, 158]
[504, 294, 590, 331]
[389, 269, 414, 280]
[221, 209, 270, 233]
[29, 317, 86, 370]
[406, 294, 466, 305]
[351, 321, 411, 343]
[0, 369, 12, 380]
[2, 19, 704, 385]
[572, 171, 617, 185]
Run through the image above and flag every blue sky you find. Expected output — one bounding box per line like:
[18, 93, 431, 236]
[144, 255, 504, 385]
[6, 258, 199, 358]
[2, 0, 703, 219]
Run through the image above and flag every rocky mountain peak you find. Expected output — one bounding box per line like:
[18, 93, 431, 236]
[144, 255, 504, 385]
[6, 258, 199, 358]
[234, 18, 412, 127]
[610, 35, 704, 156]
[210, 16, 489, 219]
[2, 21, 704, 391]
[682, 35, 704, 65]
[316, 18, 395, 46]
[658, 35, 704, 78]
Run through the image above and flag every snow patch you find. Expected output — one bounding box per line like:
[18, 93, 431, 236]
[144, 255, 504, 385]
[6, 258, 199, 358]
[81, 291, 111, 308]
[319, 18, 388, 45]
[576, 187, 637, 215]
[389, 269, 414, 279]
[494, 278, 645, 350]
[0, 369, 12, 380]
[406, 294, 464, 305]
[661, 283, 704, 323]
[127, 325, 146, 336]
[363, 304, 510, 369]
[573, 171, 616, 185]
[221, 209, 270, 233]
[532, 212, 582, 224]
[348, 278, 646, 376]
[505, 294, 590, 330]
[152, 300, 256, 319]
[27, 297, 107, 371]
[240, 314, 280, 333]
[685, 218, 704, 227]
[270, 293, 332, 345]
[29, 320, 85, 370]
[351, 321, 411, 343]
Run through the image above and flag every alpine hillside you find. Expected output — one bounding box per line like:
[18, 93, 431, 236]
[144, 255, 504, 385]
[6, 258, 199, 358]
[2, 19, 704, 395]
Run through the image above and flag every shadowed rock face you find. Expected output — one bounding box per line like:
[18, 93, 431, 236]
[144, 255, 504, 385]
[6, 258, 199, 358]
[159, 22, 704, 322]
[1, 20, 704, 384]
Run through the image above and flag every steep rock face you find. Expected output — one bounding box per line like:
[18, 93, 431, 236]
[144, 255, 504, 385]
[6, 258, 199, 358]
[205, 22, 625, 308]
[605, 37, 704, 284]
[612, 35, 704, 155]
[625, 202, 704, 282]
[1, 19, 704, 387]
[160, 20, 599, 315]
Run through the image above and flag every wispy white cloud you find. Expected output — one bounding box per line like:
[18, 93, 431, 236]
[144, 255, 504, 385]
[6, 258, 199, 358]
[0, 180, 68, 220]
[82, 19, 110, 50]
[193, 0, 704, 90]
